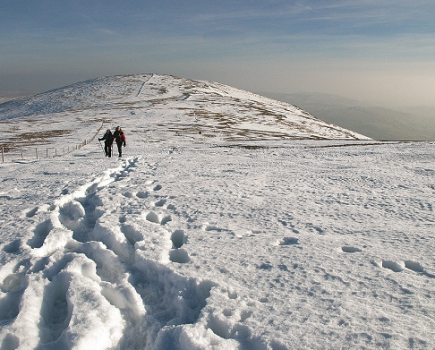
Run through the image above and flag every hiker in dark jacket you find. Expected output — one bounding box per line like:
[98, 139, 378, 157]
[99, 129, 114, 157]
[113, 126, 126, 157]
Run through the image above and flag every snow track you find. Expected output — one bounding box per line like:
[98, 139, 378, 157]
[0, 156, 270, 349]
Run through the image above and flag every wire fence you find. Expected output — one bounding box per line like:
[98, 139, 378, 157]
[1, 122, 104, 163]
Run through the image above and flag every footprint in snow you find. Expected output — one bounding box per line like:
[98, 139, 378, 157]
[145, 211, 160, 224]
[279, 237, 299, 246]
[1, 333, 19, 350]
[136, 191, 148, 199]
[58, 195, 103, 243]
[169, 249, 190, 263]
[0, 289, 23, 323]
[171, 230, 187, 249]
[341, 246, 362, 253]
[169, 230, 190, 263]
[278, 264, 289, 272]
[403, 260, 435, 277]
[145, 211, 172, 226]
[223, 308, 233, 317]
[0, 262, 28, 323]
[3, 239, 21, 254]
[226, 290, 238, 300]
[381, 260, 405, 273]
[154, 198, 167, 207]
[121, 223, 144, 246]
[404, 260, 424, 273]
[75, 242, 126, 285]
[203, 224, 227, 233]
[205, 294, 263, 346]
[206, 313, 252, 341]
[26, 207, 39, 218]
[39, 275, 72, 344]
[240, 310, 253, 322]
[161, 215, 172, 225]
[258, 263, 273, 270]
[122, 191, 134, 198]
[1, 270, 26, 293]
[306, 223, 325, 235]
[111, 159, 138, 181]
[27, 219, 53, 249]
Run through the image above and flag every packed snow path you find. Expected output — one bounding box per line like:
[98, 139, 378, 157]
[0, 140, 434, 349]
[1, 156, 214, 350]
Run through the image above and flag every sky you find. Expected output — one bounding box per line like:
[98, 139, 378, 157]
[1, 0, 435, 108]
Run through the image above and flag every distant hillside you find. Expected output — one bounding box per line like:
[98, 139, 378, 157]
[0, 74, 370, 144]
[261, 92, 435, 141]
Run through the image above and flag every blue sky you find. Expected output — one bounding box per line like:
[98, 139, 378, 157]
[1, 0, 435, 107]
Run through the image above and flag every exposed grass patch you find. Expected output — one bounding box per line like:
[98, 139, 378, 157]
[0, 129, 72, 151]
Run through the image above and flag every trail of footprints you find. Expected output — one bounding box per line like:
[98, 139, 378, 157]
[339, 245, 434, 276]
[0, 157, 264, 349]
[0, 158, 186, 348]
[277, 219, 432, 277]
[138, 179, 190, 263]
[271, 236, 432, 278]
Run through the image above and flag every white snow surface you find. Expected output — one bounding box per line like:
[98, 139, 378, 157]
[0, 74, 434, 349]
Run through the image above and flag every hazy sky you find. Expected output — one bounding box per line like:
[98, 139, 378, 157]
[1, 0, 435, 107]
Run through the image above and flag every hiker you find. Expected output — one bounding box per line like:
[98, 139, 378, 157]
[98, 129, 114, 157]
[113, 126, 126, 157]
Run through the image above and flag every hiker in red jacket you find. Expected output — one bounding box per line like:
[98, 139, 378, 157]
[113, 126, 126, 158]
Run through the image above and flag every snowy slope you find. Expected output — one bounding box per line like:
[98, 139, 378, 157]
[1, 74, 434, 350]
[0, 74, 369, 149]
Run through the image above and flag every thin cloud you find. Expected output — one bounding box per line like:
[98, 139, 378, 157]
[188, 0, 435, 37]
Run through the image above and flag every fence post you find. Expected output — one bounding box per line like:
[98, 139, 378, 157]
[36, 148, 38, 160]
[21, 147, 24, 160]
[1, 147, 4, 163]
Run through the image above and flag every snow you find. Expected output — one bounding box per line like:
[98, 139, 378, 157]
[0, 74, 434, 349]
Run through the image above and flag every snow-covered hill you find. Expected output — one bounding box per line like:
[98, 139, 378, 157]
[0, 74, 369, 150]
[1, 74, 434, 350]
